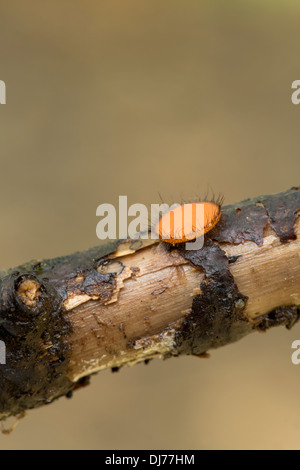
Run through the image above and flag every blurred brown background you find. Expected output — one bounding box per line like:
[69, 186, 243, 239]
[0, 0, 300, 450]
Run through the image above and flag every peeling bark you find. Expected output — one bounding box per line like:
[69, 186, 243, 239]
[0, 187, 300, 419]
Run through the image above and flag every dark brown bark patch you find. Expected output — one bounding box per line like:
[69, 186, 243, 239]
[174, 241, 250, 355]
[253, 305, 300, 332]
[210, 203, 268, 246]
[259, 187, 300, 242]
[210, 187, 300, 246]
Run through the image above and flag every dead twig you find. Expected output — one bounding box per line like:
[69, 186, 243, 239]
[1, 187, 300, 420]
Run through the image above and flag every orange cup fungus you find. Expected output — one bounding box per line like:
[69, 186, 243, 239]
[156, 201, 221, 245]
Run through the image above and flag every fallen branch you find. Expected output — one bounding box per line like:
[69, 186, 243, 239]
[1, 187, 300, 420]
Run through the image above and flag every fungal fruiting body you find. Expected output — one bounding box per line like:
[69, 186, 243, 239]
[156, 201, 221, 245]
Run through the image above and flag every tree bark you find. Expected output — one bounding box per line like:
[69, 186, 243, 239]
[1, 187, 300, 420]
